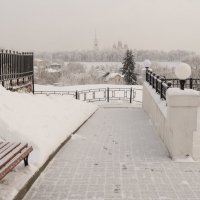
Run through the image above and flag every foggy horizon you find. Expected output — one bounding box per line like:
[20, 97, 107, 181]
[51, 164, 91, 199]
[1, 0, 200, 53]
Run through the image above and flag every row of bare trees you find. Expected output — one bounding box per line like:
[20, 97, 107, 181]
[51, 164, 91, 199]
[35, 49, 196, 63]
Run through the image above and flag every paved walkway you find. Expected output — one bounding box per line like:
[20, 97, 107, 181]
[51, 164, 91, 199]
[24, 108, 200, 200]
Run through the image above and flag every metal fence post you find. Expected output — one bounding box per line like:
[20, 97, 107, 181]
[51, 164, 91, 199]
[31, 52, 34, 94]
[5, 50, 8, 81]
[84, 93, 86, 101]
[8, 50, 11, 81]
[130, 87, 132, 103]
[190, 78, 193, 89]
[152, 73, 155, 88]
[0, 50, 2, 82]
[93, 92, 95, 100]
[160, 79, 164, 99]
[149, 71, 152, 85]
[107, 87, 109, 102]
[156, 75, 159, 93]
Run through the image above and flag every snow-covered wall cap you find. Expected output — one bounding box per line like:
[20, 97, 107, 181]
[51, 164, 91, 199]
[142, 68, 146, 72]
[166, 88, 200, 107]
[148, 68, 152, 72]
[175, 63, 191, 80]
[167, 88, 199, 96]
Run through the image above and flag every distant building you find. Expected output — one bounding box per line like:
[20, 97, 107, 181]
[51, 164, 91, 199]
[117, 41, 123, 49]
[112, 41, 128, 50]
[104, 73, 124, 84]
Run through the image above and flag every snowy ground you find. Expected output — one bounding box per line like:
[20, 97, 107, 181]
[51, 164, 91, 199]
[0, 84, 142, 200]
[0, 86, 97, 200]
[24, 108, 200, 200]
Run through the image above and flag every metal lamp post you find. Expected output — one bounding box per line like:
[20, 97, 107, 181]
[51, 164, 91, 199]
[144, 60, 151, 82]
[175, 63, 191, 90]
[144, 59, 151, 69]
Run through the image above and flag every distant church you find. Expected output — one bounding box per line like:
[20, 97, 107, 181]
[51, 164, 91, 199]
[94, 32, 99, 51]
[93, 32, 128, 51]
[113, 41, 128, 50]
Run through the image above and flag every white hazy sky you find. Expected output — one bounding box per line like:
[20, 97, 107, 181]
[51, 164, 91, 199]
[0, 0, 200, 52]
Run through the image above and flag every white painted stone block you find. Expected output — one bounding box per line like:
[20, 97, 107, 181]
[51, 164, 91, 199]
[143, 82, 200, 160]
[167, 88, 199, 107]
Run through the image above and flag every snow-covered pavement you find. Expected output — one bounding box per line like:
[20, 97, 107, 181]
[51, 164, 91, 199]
[23, 108, 200, 200]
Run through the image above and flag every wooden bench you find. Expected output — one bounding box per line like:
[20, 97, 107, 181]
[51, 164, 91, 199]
[0, 141, 33, 181]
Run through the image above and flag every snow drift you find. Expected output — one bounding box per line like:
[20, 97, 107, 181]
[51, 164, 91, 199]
[0, 86, 97, 200]
[0, 86, 97, 165]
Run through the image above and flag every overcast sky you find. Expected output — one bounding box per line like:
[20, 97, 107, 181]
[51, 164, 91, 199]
[0, 0, 200, 52]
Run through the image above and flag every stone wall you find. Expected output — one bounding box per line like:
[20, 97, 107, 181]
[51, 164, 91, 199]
[143, 81, 200, 160]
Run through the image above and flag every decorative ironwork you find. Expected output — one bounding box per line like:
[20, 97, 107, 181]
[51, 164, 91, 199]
[146, 68, 171, 100]
[0, 50, 34, 91]
[145, 67, 200, 100]
[165, 78, 200, 91]
[34, 87, 142, 103]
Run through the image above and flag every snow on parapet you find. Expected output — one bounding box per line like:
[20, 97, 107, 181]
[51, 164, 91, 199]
[167, 88, 199, 96]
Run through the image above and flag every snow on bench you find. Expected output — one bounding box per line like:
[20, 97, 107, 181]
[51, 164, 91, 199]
[0, 142, 33, 181]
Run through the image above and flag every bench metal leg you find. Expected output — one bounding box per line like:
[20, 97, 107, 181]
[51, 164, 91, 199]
[24, 155, 29, 166]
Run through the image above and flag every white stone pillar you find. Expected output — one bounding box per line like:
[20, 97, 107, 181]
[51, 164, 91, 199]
[166, 88, 200, 160]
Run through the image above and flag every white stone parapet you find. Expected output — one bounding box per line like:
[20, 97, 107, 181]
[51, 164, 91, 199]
[143, 81, 200, 160]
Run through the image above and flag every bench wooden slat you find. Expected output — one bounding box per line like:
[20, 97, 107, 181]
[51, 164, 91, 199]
[0, 142, 9, 150]
[0, 143, 21, 160]
[0, 143, 28, 169]
[0, 146, 33, 180]
[0, 143, 14, 154]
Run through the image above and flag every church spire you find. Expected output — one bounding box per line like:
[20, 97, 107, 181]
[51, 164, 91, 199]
[94, 30, 99, 50]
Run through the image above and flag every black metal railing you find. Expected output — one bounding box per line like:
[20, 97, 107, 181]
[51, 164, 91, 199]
[146, 69, 172, 100]
[0, 50, 34, 91]
[165, 78, 200, 91]
[146, 68, 200, 100]
[35, 87, 142, 103]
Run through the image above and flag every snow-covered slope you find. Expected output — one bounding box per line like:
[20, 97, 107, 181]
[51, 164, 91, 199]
[0, 86, 97, 200]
